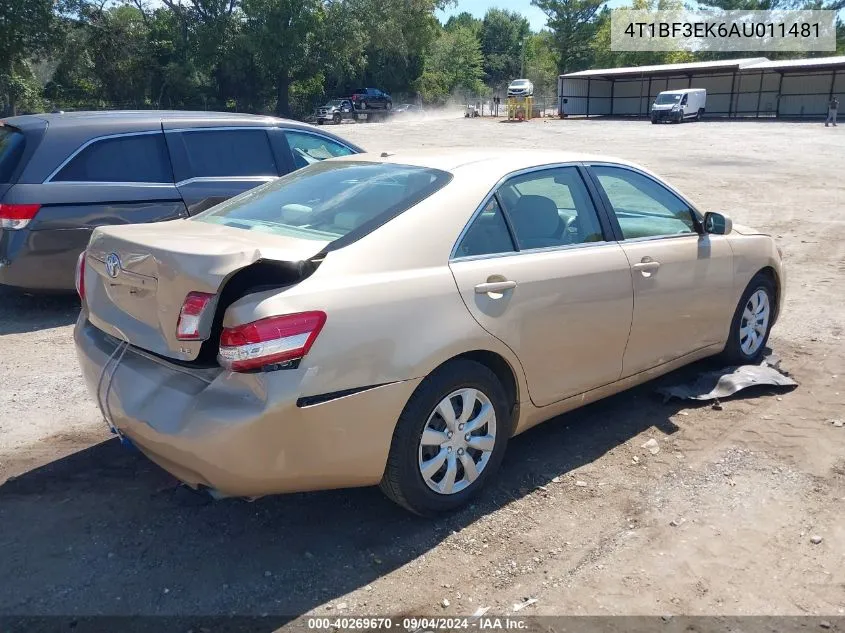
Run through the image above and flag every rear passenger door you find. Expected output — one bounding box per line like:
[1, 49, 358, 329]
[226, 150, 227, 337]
[164, 126, 282, 215]
[449, 165, 634, 407]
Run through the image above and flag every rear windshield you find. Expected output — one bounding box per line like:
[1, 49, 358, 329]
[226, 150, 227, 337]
[193, 161, 452, 242]
[0, 127, 26, 183]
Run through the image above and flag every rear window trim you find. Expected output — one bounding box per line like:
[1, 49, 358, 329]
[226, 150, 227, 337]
[43, 130, 173, 185]
[0, 124, 28, 184]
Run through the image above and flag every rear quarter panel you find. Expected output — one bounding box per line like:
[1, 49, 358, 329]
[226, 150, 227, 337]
[222, 170, 531, 416]
[224, 259, 529, 410]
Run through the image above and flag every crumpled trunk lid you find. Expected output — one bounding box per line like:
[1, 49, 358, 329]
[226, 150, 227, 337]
[84, 219, 329, 362]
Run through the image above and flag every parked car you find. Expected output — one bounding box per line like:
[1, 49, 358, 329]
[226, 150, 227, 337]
[350, 88, 392, 110]
[315, 99, 356, 125]
[74, 149, 784, 515]
[0, 111, 361, 292]
[651, 89, 707, 123]
[394, 104, 424, 116]
[507, 78, 534, 97]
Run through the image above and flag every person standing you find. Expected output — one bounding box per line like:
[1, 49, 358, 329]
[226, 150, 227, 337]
[826, 96, 838, 127]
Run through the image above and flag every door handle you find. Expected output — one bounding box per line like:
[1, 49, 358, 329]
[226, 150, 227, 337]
[632, 258, 660, 277]
[474, 280, 517, 294]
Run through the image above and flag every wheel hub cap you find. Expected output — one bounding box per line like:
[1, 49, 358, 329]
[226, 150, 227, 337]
[418, 388, 497, 495]
[739, 288, 771, 356]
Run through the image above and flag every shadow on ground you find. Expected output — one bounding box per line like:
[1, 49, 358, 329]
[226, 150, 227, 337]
[0, 286, 79, 335]
[0, 357, 794, 621]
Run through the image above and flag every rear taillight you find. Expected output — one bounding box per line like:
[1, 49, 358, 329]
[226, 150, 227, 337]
[176, 292, 215, 340]
[0, 203, 41, 230]
[219, 311, 326, 372]
[75, 251, 86, 300]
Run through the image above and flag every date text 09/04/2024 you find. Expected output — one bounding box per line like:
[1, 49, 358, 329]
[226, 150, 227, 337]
[307, 617, 529, 631]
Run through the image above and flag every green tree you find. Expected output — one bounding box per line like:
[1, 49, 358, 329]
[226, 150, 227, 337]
[523, 31, 560, 96]
[416, 26, 485, 101]
[444, 11, 482, 37]
[590, 0, 693, 69]
[0, 0, 56, 114]
[532, 0, 606, 73]
[480, 8, 531, 88]
[240, 0, 327, 117]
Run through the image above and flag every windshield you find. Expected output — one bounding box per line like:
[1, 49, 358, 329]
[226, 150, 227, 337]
[194, 161, 452, 242]
[510, 80, 529, 86]
[325, 100, 345, 107]
[0, 127, 26, 183]
[655, 93, 682, 105]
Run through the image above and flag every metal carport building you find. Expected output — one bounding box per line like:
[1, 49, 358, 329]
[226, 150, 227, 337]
[558, 56, 845, 119]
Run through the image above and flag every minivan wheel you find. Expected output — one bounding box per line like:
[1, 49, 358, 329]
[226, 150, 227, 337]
[720, 273, 776, 365]
[380, 359, 510, 516]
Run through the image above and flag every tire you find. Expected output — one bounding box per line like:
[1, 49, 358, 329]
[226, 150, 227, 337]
[696, 108, 704, 121]
[720, 273, 777, 365]
[332, 113, 341, 124]
[316, 119, 324, 125]
[651, 118, 658, 124]
[380, 359, 511, 516]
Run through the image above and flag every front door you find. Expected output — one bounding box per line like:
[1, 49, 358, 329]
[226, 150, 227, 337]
[588, 163, 734, 377]
[449, 165, 634, 407]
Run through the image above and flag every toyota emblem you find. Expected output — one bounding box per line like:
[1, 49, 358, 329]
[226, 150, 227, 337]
[105, 253, 121, 278]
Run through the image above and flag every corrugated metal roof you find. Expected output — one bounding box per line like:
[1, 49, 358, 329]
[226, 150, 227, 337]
[741, 56, 845, 71]
[561, 58, 769, 79]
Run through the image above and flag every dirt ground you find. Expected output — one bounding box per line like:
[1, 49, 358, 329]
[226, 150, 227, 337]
[1, 118, 843, 622]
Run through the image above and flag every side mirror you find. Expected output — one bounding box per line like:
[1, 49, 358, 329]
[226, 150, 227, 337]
[704, 211, 732, 235]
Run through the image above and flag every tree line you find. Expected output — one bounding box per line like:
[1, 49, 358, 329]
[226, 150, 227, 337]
[1, 0, 842, 119]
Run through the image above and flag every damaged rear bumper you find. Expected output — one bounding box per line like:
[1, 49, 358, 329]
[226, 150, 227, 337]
[74, 316, 421, 497]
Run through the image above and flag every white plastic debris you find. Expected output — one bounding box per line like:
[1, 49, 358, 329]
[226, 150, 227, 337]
[512, 598, 538, 612]
[641, 438, 660, 455]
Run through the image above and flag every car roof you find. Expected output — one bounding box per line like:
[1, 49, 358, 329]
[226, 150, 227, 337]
[5, 110, 284, 130]
[332, 149, 641, 174]
[4, 110, 362, 184]
[658, 89, 703, 95]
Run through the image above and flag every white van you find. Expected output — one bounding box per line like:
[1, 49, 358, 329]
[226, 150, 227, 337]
[651, 88, 706, 123]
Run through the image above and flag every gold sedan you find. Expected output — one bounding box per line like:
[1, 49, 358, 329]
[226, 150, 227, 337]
[74, 150, 785, 515]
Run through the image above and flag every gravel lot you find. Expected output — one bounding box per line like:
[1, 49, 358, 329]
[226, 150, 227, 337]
[1, 117, 843, 622]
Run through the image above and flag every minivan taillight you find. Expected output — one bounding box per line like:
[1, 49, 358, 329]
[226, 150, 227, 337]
[218, 311, 327, 372]
[75, 251, 86, 300]
[0, 203, 41, 230]
[176, 292, 215, 340]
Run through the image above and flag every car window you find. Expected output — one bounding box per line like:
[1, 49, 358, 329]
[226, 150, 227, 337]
[194, 161, 451, 243]
[54, 133, 172, 183]
[455, 197, 516, 258]
[171, 129, 277, 182]
[497, 167, 604, 250]
[592, 165, 696, 239]
[285, 131, 354, 171]
[681, 94, 688, 105]
[0, 127, 26, 183]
